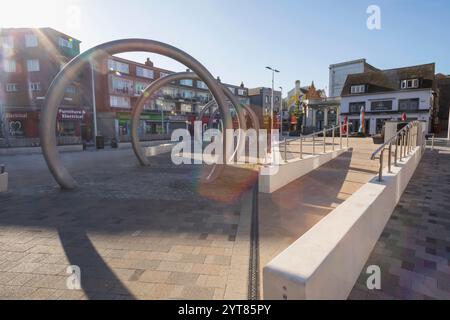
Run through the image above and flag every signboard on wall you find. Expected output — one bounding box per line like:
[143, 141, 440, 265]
[58, 109, 86, 120]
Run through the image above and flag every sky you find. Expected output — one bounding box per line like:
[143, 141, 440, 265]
[1, 0, 449, 96]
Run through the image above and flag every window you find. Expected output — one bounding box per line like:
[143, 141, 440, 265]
[25, 34, 38, 47]
[350, 85, 365, 94]
[370, 100, 393, 111]
[238, 89, 246, 96]
[59, 37, 73, 49]
[27, 59, 40, 72]
[197, 92, 211, 102]
[228, 87, 236, 94]
[29, 82, 41, 92]
[197, 81, 208, 89]
[349, 102, 365, 114]
[265, 96, 270, 104]
[180, 79, 193, 87]
[136, 67, 154, 79]
[3, 59, 16, 73]
[181, 104, 192, 113]
[182, 90, 194, 99]
[6, 83, 18, 92]
[111, 76, 133, 94]
[108, 59, 130, 74]
[65, 86, 76, 94]
[1, 36, 14, 49]
[401, 79, 419, 89]
[398, 98, 419, 111]
[135, 82, 149, 95]
[110, 95, 131, 108]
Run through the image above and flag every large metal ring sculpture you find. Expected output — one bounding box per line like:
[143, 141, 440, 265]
[130, 73, 246, 183]
[40, 39, 234, 190]
[130, 72, 259, 171]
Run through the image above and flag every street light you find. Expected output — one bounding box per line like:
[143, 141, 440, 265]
[266, 67, 280, 135]
[279, 86, 283, 137]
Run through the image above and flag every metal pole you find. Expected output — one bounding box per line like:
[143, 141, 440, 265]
[313, 135, 316, 155]
[379, 148, 384, 182]
[388, 143, 392, 173]
[300, 137, 303, 159]
[90, 61, 98, 145]
[340, 124, 343, 149]
[432, 134, 435, 150]
[332, 126, 335, 151]
[346, 126, 349, 148]
[323, 129, 326, 153]
[284, 138, 287, 162]
[271, 71, 274, 145]
[394, 135, 398, 166]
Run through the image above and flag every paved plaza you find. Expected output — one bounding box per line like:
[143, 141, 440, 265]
[0, 147, 256, 300]
[350, 142, 450, 300]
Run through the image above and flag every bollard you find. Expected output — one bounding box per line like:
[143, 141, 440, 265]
[323, 129, 326, 153]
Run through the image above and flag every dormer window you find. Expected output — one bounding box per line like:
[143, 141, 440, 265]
[401, 79, 419, 89]
[350, 85, 365, 94]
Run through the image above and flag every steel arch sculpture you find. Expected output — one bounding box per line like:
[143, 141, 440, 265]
[40, 39, 235, 190]
[130, 72, 259, 169]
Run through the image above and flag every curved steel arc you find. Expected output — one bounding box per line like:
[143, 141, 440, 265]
[40, 39, 231, 189]
[130, 73, 248, 179]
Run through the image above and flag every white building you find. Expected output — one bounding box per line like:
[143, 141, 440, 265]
[340, 63, 437, 135]
[329, 59, 378, 98]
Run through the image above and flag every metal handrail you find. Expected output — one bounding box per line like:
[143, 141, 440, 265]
[280, 122, 352, 162]
[370, 120, 421, 182]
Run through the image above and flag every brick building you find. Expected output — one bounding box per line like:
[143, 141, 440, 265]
[0, 28, 92, 147]
[92, 56, 250, 141]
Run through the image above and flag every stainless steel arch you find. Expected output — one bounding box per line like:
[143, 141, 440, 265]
[130, 72, 247, 169]
[40, 39, 232, 189]
[200, 102, 260, 132]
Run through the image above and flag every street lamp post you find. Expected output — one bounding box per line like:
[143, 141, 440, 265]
[266, 67, 280, 135]
[279, 86, 283, 137]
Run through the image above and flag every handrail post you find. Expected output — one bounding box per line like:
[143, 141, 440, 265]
[432, 134, 435, 150]
[300, 137, 303, 159]
[332, 126, 335, 151]
[284, 138, 288, 162]
[323, 129, 326, 153]
[394, 135, 398, 166]
[346, 125, 349, 148]
[388, 143, 392, 173]
[379, 148, 384, 182]
[313, 135, 316, 155]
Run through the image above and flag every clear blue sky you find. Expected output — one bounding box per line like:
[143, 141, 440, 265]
[2, 0, 449, 95]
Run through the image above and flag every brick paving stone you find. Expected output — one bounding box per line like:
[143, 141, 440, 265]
[350, 145, 450, 300]
[0, 146, 254, 299]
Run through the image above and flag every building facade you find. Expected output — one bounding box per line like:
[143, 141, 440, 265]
[248, 87, 282, 130]
[93, 56, 250, 141]
[0, 28, 91, 147]
[436, 74, 450, 136]
[340, 63, 437, 135]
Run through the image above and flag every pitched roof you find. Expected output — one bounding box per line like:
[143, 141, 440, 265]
[342, 63, 435, 96]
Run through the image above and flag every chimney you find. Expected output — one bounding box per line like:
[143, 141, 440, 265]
[240, 82, 245, 88]
[186, 68, 191, 73]
[295, 80, 301, 91]
[217, 76, 221, 82]
[145, 58, 153, 67]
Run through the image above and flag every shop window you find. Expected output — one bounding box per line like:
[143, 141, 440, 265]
[398, 98, 419, 111]
[370, 100, 393, 112]
[349, 102, 365, 114]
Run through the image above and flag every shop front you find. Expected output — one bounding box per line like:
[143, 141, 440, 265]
[0, 111, 40, 147]
[57, 108, 90, 145]
[116, 112, 172, 142]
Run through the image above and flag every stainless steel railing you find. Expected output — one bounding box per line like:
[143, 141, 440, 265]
[280, 123, 352, 162]
[370, 121, 421, 182]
